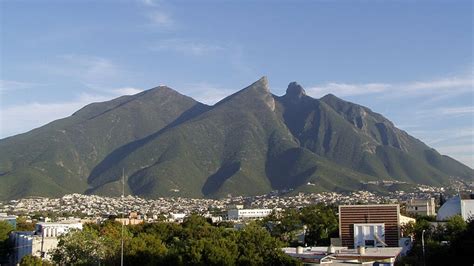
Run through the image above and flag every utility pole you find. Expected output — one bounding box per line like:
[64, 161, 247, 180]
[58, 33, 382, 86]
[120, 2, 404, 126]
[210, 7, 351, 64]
[121, 169, 125, 266]
[421, 229, 426, 266]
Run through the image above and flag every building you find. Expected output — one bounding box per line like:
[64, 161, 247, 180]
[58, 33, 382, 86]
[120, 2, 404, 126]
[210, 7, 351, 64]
[283, 246, 402, 265]
[399, 214, 416, 226]
[339, 204, 400, 248]
[0, 213, 17, 229]
[406, 198, 436, 216]
[115, 212, 145, 225]
[168, 213, 187, 223]
[11, 220, 82, 263]
[437, 194, 474, 221]
[227, 208, 273, 220]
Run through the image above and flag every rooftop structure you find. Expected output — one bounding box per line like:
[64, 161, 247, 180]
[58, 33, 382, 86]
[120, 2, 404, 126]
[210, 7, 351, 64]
[283, 246, 402, 265]
[339, 204, 400, 249]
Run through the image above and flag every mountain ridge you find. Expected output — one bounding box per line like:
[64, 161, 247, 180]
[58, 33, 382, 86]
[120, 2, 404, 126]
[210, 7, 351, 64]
[0, 77, 472, 200]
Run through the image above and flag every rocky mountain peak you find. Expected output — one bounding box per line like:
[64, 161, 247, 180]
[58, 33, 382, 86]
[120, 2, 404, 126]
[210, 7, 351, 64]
[285, 82, 306, 98]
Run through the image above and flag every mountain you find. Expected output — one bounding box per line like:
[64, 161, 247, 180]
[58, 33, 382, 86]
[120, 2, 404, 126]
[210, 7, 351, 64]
[0, 77, 472, 200]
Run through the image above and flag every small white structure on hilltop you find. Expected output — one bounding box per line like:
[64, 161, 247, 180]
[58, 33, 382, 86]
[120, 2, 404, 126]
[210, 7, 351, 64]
[437, 195, 474, 221]
[227, 208, 273, 221]
[11, 220, 82, 263]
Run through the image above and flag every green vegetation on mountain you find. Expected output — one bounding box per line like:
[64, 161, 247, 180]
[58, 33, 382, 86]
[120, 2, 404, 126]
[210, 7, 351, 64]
[0, 77, 472, 200]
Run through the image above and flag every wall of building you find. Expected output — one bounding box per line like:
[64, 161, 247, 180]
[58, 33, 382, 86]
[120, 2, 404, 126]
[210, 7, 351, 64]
[339, 205, 400, 248]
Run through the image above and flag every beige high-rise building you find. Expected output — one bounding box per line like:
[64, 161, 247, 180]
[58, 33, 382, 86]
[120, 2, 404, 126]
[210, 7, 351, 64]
[406, 198, 436, 216]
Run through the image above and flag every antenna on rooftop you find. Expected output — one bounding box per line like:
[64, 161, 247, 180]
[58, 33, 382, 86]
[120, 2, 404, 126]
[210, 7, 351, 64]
[121, 168, 124, 266]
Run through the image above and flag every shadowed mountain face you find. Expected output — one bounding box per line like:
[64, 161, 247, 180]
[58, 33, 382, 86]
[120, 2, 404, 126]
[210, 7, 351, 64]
[0, 77, 472, 199]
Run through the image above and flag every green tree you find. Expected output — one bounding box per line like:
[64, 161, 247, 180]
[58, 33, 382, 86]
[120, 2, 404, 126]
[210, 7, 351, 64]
[125, 233, 168, 265]
[51, 227, 104, 265]
[445, 215, 467, 240]
[0, 221, 14, 262]
[237, 222, 300, 266]
[16, 217, 36, 231]
[20, 255, 53, 266]
[300, 204, 338, 246]
[263, 209, 303, 244]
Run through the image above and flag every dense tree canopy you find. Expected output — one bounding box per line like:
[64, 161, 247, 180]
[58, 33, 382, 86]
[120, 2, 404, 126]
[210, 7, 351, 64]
[0, 221, 14, 263]
[398, 216, 474, 265]
[51, 216, 301, 266]
[262, 204, 338, 246]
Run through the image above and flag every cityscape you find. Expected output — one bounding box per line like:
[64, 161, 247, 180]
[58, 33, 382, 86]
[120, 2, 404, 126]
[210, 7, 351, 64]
[0, 184, 451, 219]
[1, 0, 473, 265]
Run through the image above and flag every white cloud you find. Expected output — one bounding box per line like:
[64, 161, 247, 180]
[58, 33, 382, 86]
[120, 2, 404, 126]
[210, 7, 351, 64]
[406, 126, 474, 167]
[414, 106, 474, 119]
[406, 76, 472, 90]
[35, 54, 126, 87]
[306, 73, 473, 99]
[149, 39, 225, 56]
[181, 82, 235, 104]
[140, 0, 160, 6]
[147, 11, 174, 28]
[307, 82, 389, 97]
[111, 87, 144, 95]
[0, 88, 142, 139]
[0, 80, 43, 94]
[437, 106, 474, 115]
[436, 144, 474, 168]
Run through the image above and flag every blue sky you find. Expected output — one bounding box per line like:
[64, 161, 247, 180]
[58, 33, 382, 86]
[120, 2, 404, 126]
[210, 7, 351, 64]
[1, 0, 473, 167]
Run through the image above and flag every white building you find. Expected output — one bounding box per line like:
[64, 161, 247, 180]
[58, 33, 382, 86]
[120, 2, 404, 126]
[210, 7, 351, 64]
[437, 195, 474, 221]
[227, 208, 272, 220]
[406, 198, 436, 216]
[168, 213, 187, 223]
[12, 220, 82, 263]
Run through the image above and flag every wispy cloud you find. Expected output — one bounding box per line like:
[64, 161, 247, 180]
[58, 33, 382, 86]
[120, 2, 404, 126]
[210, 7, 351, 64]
[436, 144, 474, 168]
[0, 88, 142, 139]
[139, 0, 175, 29]
[437, 106, 474, 116]
[0, 80, 43, 94]
[411, 127, 474, 145]
[307, 82, 389, 97]
[149, 39, 225, 56]
[147, 11, 174, 28]
[111, 87, 143, 95]
[307, 73, 473, 99]
[181, 82, 235, 104]
[413, 106, 474, 120]
[139, 0, 160, 7]
[406, 126, 474, 167]
[35, 55, 124, 85]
